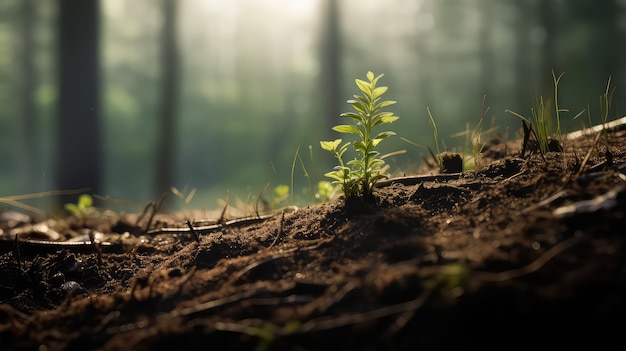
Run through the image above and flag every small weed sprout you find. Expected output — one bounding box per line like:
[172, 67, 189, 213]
[427, 107, 443, 171]
[599, 76, 616, 136]
[64, 194, 96, 218]
[315, 180, 337, 202]
[321, 71, 399, 199]
[506, 70, 569, 155]
[400, 107, 445, 172]
[451, 121, 486, 172]
[272, 184, 290, 208]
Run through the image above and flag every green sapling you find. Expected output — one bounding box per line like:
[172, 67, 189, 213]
[321, 71, 399, 199]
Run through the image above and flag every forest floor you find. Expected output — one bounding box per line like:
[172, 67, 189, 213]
[1, 119, 626, 350]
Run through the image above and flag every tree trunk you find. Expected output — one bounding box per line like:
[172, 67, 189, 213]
[514, 0, 532, 113]
[320, 0, 341, 137]
[56, 0, 101, 206]
[154, 0, 180, 208]
[604, 0, 620, 93]
[540, 0, 556, 91]
[19, 0, 36, 192]
[479, 0, 493, 102]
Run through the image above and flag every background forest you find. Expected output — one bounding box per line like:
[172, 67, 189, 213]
[0, 0, 624, 214]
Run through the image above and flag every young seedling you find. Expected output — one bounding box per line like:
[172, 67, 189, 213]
[449, 96, 501, 172]
[506, 70, 570, 156]
[400, 107, 446, 173]
[64, 194, 96, 219]
[321, 71, 399, 199]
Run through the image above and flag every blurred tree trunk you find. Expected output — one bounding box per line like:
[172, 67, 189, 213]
[479, 0, 493, 102]
[56, 0, 101, 205]
[604, 0, 620, 91]
[514, 1, 532, 113]
[320, 0, 341, 137]
[19, 0, 36, 192]
[416, 1, 434, 109]
[540, 0, 556, 91]
[154, 0, 179, 208]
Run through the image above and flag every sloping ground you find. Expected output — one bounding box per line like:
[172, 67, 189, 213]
[1, 121, 625, 350]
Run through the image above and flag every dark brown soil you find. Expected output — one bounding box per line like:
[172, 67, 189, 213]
[1, 121, 626, 350]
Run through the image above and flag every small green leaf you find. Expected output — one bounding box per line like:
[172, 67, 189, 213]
[347, 99, 367, 114]
[355, 79, 372, 96]
[320, 139, 342, 152]
[375, 100, 396, 109]
[333, 124, 361, 135]
[372, 86, 388, 99]
[353, 95, 370, 107]
[370, 73, 384, 87]
[64, 203, 79, 216]
[374, 131, 396, 140]
[353, 140, 367, 153]
[371, 173, 388, 182]
[324, 171, 346, 183]
[366, 71, 374, 81]
[337, 142, 350, 156]
[381, 116, 399, 124]
[370, 158, 385, 168]
[340, 112, 364, 122]
[77, 194, 93, 210]
[273, 184, 290, 197]
[346, 159, 361, 167]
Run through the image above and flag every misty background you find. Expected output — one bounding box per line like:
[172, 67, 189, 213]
[0, 0, 624, 214]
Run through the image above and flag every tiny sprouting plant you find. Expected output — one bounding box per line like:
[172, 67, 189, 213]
[271, 184, 290, 208]
[321, 71, 399, 199]
[315, 180, 337, 202]
[506, 70, 571, 155]
[399, 107, 444, 172]
[451, 95, 490, 171]
[598, 76, 616, 138]
[64, 194, 96, 218]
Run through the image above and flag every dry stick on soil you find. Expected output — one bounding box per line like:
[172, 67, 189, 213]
[567, 115, 626, 177]
[268, 211, 285, 248]
[575, 129, 604, 179]
[232, 248, 297, 282]
[521, 190, 571, 214]
[415, 235, 585, 283]
[209, 283, 433, 337]
[374, 173, 463, 188]
[13, 234, 21, 271]
[255, 183, 270, 218]
[137, 193, 166, 233]
[185, 220, 201, 243]
[473, 235, 585, 282]
[218, 189, 229, 224]
[135, 201, 154, 226]
[233, 240, 330, 283]
[207, 282, 360, 336]
[146, 206, 298, 235]
[302, 287, 433, 334]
